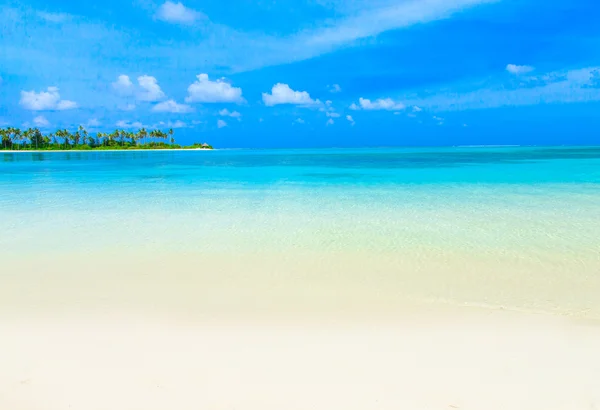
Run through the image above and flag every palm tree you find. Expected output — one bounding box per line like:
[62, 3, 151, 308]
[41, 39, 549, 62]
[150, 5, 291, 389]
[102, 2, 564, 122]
[24, 128, 34, 149]
[13, 128, 23, 150]
[31, 128, 43, 149]
[55, 130, 69, 149]
[81, 126, 89, 146]
[168, 128, 175, 146]
[0, 128, 10, 149]
[97, 132, 105, 146]
[107, 130, 116, 146]
[150, 129, 160, 146]
[138, 128, 148, 147]
[59, 129, 72, 149]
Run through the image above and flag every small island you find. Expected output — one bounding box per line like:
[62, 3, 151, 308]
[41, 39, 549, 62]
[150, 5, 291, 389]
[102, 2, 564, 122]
[0, 126, 213, 151]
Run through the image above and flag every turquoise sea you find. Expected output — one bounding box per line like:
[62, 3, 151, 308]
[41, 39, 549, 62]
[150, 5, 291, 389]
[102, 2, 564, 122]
[1, 147, 600, 319]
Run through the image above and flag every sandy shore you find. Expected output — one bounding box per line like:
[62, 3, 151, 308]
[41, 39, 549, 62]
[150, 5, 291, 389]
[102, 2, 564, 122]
[2, 250, 600, 408]
[1, 310, 599, 410]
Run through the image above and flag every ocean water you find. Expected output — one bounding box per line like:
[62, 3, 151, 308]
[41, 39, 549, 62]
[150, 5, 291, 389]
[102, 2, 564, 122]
[1, 147, 600, 318]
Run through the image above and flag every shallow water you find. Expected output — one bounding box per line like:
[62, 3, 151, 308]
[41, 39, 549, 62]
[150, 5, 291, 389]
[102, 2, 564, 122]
[1, 147, 599, 318]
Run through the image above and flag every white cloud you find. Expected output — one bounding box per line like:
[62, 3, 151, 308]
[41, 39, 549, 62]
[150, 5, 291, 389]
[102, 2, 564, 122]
[186, 74, 244, 103]
[156, 1, 203, 25]
[294, 118, 305, 124]
[346, 115, 355, 125]
[262, 83, 321, 107]
[113, 75, 165, 101]
[116, 120, 145, 129]
[87, 118, 101, 127]
[152, 99, 193, 113]
[219, 108, 241, 118]
[350, 97, 405, 111]
[20, 87, 77, 111]
[326, 112, 340, 118]
[412, 106, 423, 112]
[326, 118, 334, 126]
[33, 115, 50, 127]
[506, 64, 535, 75]
[137, 75, 166, 102]
[328, 84, 342, 93]
[112, 75, 134, 95]
[217, 119, 227, 128]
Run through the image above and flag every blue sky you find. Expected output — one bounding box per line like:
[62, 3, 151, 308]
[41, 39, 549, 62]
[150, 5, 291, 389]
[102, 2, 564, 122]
[1, 0, 600, 147]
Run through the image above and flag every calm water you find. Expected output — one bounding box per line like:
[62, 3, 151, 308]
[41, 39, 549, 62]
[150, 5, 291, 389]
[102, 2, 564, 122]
[1, 147, 600, 317]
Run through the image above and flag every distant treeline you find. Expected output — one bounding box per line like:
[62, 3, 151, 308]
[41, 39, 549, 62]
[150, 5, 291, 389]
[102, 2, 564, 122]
[0, 126, 212, 150]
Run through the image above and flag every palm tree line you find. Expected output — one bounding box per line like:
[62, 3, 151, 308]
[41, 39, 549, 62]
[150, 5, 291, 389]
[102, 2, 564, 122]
[0, 126, 212, 150]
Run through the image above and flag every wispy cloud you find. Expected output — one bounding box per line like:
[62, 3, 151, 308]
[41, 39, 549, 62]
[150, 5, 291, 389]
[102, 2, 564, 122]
[219, 109, 242, 118]
[506, 64, 534, 75]
[141, 0, 500, 72]
[328, 84, 342, 93]
[152, 99, 193, 113]
[300, 0, 497, 51]
[404, 66, 600, 111]
[116, 120, 145, 129]
[156, 120, 187, 129]
[37, 11, 72, 23]
[119, 103, 136, 111]
[1, 0, 499, 92]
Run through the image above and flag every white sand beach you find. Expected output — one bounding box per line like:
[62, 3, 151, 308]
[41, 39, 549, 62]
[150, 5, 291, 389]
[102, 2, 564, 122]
[1, 310, 599, 410]
[1, 251, 600, 410]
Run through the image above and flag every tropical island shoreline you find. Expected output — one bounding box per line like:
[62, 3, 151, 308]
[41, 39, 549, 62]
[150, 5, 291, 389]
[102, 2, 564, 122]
[1, 148, 214, 153]
[0, 126, 213, 151]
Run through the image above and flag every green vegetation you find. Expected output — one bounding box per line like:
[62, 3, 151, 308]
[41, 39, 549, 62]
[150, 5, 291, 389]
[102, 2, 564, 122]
[0, 126, 213, 151]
